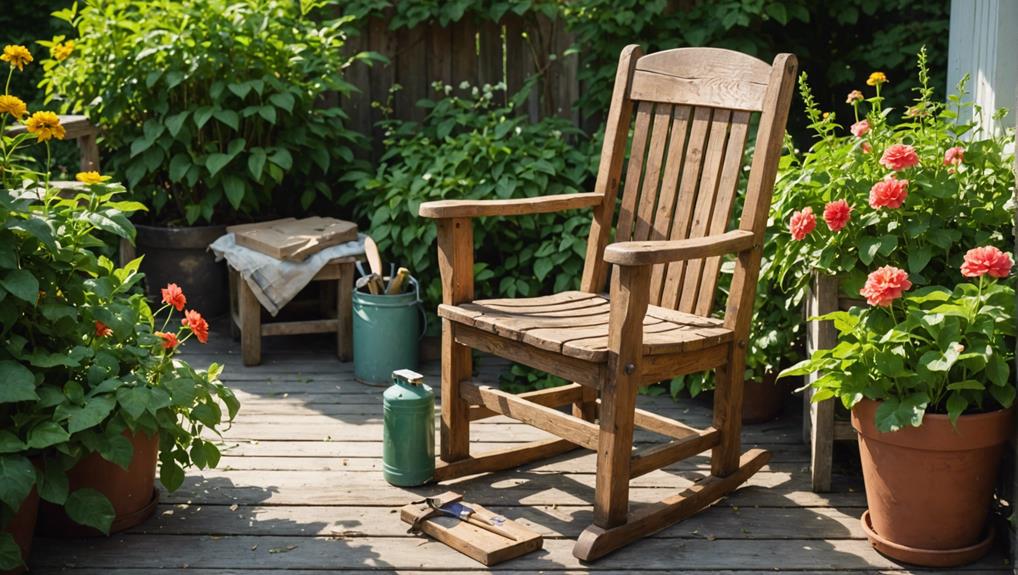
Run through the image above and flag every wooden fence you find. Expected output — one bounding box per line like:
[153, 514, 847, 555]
[342, 14, 584, 159]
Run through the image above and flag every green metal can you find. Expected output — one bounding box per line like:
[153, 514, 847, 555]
[353, 278, 423, 386]
[382, 369, 435, 486]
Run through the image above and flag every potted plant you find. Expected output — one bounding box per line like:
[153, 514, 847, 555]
[40, 0, 374, 316]
[781, 252, 1014, 566]
[0, 43, 238, 570]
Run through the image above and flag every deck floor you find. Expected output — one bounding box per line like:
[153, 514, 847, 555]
[32, 331, 1010, 574]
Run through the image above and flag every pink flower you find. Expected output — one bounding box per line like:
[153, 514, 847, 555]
[961, 246, 1013, 279]
[789, 207, 816, 241]
[860, 266, 912, 307]
[943, 146, 964, 167]
[879, 143, 919, 171]
[850, 120, 870, 138]
[869, 177, 909, 210]
[861, 142, 872, 154]
[823, 200, 852, 232]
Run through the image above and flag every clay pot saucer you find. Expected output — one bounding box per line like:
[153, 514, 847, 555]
[861, 510, 995, 568]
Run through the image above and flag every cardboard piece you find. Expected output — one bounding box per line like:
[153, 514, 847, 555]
[227, 217, 358, 261]
[400, 492, 542, 566]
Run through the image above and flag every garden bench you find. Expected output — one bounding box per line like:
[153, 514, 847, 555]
[420, 46, 796, 560]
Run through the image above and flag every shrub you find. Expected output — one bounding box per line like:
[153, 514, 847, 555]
[345, 82, 598, 320]
[770, 49, 1015, 300]
[41, 0, 375, 225]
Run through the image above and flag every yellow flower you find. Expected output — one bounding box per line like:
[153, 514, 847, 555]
[52, 40, 75, 62]
[866, 71, 887, 86]
[1, 45, 33, 71]
[75, 171, 110, 184]
[25, 111, 65, 142]
[0, 95, 27, 119]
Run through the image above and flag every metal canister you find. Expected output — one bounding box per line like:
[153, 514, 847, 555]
[382, 369, 435, 486]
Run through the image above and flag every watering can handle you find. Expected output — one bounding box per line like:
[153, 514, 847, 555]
[410, 277, 428, 340]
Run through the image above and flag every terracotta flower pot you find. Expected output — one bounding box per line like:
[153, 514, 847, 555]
[37, 431, 160, 537]
[1, 488, 39, 575]
[741, 373, 786, 424]
[851, 399, 1013, 567]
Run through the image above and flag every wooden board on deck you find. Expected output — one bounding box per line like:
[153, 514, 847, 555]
[27, 326, 1012, 573]
[228, 217, 358, 261]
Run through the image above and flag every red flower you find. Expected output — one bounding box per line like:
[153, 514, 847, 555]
[943, 146, 964, 167]
[861, 142, 872, 154]
[182, 309, 209, 344]
[822, 200, 852, 232]
[869, 177, 909, 210]
[161, 283, 187, 311]
[961, 246, 1013, 279]
[879, 143, 919, 171]
[94, 320, 112, 338]
[850, 120, 870, 138]
[859, 266, 912, 307]
[789, 207, 816, 241]
[155, 331, 179, 350]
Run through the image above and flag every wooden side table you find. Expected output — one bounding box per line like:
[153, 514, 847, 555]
[228, 256, 358, 366]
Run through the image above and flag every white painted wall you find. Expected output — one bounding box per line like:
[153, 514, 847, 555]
[947, 0, 1018, 134]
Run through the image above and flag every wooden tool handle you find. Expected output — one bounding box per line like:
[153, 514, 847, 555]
[386, 267, 410, 295]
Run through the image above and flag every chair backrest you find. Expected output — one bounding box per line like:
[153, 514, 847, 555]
[580, 46, 796, 332]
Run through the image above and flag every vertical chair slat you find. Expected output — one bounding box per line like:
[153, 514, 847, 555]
[632, 104, 674, 243]
[677, 109, 733, 313]
[615, 101, 655, 243]
[647, 105, 693, 304]
[694, 111, 752, 316]
[659, 106, 712, 309]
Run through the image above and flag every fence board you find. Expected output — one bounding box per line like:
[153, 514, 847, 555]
[343, 15, 579, 160]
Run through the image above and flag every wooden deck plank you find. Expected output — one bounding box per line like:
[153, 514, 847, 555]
[29, 332, 1008, 573]
[30, 535, 1010, 571]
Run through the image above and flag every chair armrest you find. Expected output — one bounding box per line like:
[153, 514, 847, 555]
[603, 229, 757, 266]
[419, 193, 604, 219]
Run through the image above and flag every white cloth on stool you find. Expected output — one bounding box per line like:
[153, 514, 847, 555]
[209, 233, 365, 316]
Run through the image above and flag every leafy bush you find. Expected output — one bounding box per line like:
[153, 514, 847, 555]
[345, 82, 597, 319]
[42, 0, 375, 225]
[771, 50, 1015, 299]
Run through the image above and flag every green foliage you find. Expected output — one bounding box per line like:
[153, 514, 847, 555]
[344, 81, 597, 321]
[42, 0, 378, 225]
[340, 0, 557, 28]
[782, 279, 1015, 431]
[771, 51, 1015, 299]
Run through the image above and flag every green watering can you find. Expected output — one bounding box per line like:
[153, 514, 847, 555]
[382, 369, 435, 486]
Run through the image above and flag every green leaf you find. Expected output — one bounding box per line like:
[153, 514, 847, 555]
[533, 258, 553, 281]
[248, 149, 267, 180]
[1, 269, 38, 302]
[169, 153, 192, 182]
[986, 354, 1009, 387]
[67, 396, 115, 434]
[202, 442, 221, 468]
[99, 433, 134, 470]
[0, 455, 35, 511]
[0, 532, 23, 570]
[191, 402, 222, 428]
[116, 386, 149, 420]
[228, 81, 251, 99]
[36, 459, 68, 504]
[258, 105, 277, 124]
[907, 244, 933, 275]
[269, 149, 292, 170]
[858, 236, 881, 265]
[946, 392, 968, 423]
[65, 488, 115, 534]
[268, 92, 295, 113]
[193, 106, 214, 129]
[0, 431, 25, 454]
[0, 361, 37, 403]
[165, 111, 190, 137]
[989, 383, 1016, 407]
[213, 109, 240, 131]
[922, 342, 963, 372]
[27, 421, 69, 449]
[223, 175, 245, 209]
[160, 459, 185, 492]
[206, 153, 233, 178]
[165, 378, 197, 407]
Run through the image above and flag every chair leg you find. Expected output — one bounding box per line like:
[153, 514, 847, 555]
[571, 385, 598, 422]
[336, 262, 354, 362]
[593, 361, 639, 528]
[440, 320, 471, 462]
[710, 346, 745, 477]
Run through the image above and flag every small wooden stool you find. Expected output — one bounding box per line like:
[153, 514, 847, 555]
[228, 256, 358, 366]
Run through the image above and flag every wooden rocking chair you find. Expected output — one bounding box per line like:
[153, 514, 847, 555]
[419, 46, 797, 561]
